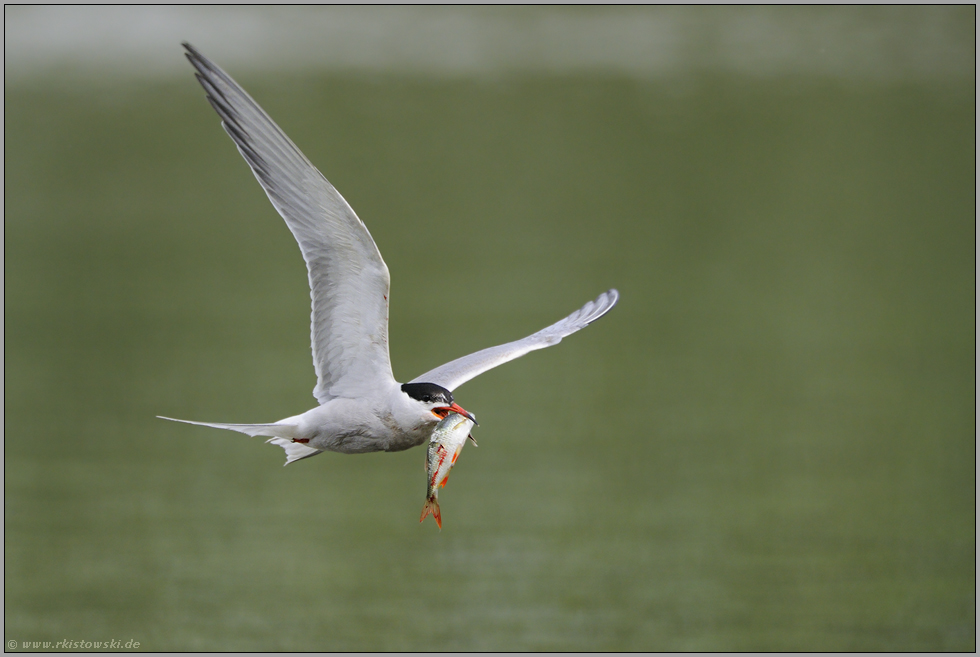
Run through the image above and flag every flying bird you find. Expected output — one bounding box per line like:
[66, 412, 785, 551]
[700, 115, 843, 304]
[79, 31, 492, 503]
[160, 43, 619, 465]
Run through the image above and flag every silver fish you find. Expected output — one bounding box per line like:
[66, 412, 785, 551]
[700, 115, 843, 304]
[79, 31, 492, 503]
[420, 412, 476, 528]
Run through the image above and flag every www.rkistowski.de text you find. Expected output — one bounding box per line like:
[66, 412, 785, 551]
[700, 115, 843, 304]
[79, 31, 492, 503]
[7, 639, 140, 650]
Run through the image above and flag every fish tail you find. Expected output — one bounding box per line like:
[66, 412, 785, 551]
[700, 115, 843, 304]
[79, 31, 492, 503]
[420, 496, 442, 529]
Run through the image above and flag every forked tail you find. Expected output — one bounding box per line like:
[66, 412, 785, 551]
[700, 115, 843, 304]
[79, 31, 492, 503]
[420, 495, 442, 529]
[157, 416, 321, 466]
[157, 416, 297, 438]
[266, 437, 322, 465]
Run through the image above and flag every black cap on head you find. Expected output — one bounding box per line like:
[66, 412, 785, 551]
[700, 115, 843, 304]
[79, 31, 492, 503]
[401, 382, 453, 405]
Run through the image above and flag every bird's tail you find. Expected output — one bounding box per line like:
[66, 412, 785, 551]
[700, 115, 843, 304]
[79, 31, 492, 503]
[157, 416, 322, 466]
[420, 495, 442, 529]
[265, 437, 323, 465]
[157, 416, 296, 438]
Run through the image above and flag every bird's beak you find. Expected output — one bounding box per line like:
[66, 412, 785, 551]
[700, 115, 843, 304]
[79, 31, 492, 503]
[433, 403, 478, 426]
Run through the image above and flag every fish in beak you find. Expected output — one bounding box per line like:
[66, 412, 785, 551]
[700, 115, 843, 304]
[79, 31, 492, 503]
[432, 403, 478, 425]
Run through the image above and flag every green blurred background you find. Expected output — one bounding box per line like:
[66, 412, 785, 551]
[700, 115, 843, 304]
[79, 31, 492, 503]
[4, 6, 975, 651]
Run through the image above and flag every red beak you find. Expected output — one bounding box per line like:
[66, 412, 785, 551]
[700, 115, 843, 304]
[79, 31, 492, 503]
[433, 402, 478, 425]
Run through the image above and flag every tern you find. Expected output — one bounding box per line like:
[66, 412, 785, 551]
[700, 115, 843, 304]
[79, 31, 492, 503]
[160, 43, 619, 464]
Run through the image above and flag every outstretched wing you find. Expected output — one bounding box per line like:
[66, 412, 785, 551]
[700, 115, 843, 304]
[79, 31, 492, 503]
[184, 43, 395, 403]
[411, 289, 619, 392]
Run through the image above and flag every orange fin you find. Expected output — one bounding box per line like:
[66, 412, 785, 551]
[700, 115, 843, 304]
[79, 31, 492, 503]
[420, 496, 442, 529]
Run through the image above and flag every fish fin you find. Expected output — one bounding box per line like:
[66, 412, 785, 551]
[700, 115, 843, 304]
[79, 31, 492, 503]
[420, 496, 442, 529]
[450, 442, 466, 464]
[468, 433, 478, 447]
[439, 473, 450, 488]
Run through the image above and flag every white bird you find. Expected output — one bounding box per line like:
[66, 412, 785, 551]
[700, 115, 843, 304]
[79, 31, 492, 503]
[160, 43, 619, 465]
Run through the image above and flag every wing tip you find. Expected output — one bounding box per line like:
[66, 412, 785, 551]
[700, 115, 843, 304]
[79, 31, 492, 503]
[581, 288, 619, 325]
[182, 42, 206, 70]
[601, 288, 619, 310]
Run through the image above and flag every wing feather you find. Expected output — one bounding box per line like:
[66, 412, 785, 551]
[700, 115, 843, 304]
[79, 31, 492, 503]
[184, 43, 394, 402]
[411, 289, 619, 392]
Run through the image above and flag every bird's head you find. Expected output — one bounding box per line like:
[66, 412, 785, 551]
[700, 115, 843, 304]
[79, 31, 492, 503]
[400, 382, 477, 425]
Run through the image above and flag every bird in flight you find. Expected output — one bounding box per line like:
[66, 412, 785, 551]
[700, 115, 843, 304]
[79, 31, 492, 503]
[160, 43, 619, 465]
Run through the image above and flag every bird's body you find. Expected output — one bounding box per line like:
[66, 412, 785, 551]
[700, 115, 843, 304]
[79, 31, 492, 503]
[161, 43, 619, 465]
[164, 383, 441, 459]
